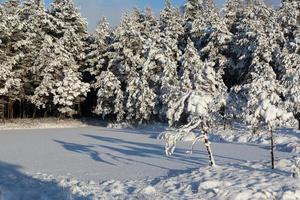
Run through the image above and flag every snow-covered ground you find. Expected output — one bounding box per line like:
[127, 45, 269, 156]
[0, 118, 87, 130]
[0, 124, 299, 200]
[210, 122, 300, 154]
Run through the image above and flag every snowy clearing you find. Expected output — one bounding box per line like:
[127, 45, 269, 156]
[0, 125, 299, 199]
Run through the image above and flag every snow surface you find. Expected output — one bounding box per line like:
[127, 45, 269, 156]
[0, 118, 87, 130]
[210, 122, 300, 154]
[0, 124, 299, 199]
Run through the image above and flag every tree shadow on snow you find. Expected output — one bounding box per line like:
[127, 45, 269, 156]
[276, 127, 300, 139]
[53, 134, 212, 169]
[0, 161, 88, 200]
[83, 134, 209, 164]
[53, 139, 115, 165]
[227, 162, 291, 176]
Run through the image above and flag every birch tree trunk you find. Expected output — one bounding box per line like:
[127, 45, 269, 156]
[203, 131, 215, 167]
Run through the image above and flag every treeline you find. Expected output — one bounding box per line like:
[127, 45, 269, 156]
[0, 0, 299, 130]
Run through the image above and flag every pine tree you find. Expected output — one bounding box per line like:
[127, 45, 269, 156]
[50, 0, 88, 70]
[278, 0, 300, 129]
[31, 38, 89, 117]
[85, 17, 111, 76]
[94, 71, 124, 122]
[0, 2, 22, 101]
[141, 0, 184, 120]
[229, 40, 294, 169]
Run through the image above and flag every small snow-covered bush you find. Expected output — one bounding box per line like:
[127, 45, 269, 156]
[292, 157, 300, 178]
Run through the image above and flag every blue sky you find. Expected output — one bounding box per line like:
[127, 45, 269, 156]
[1, 0, 280, 31]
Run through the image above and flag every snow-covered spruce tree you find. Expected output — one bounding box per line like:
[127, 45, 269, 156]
[30, 38, 89, 117]
[162, 40, 227, 166]
[179, 38, 204, 93]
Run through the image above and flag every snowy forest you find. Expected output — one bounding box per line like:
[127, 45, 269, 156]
[0, 0, 300, 136]
[0, 1, 300, 198]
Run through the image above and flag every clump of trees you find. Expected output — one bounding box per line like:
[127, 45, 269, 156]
[0, 0, 299, 168]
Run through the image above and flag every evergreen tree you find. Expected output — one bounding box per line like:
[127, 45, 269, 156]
[31, 38, 89, 117]
[94, 71, 124, 122]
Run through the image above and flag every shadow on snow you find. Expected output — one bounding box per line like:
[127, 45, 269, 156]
[0, 161, 87, 200]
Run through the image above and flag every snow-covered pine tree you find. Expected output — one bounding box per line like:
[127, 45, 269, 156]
[30, 37, 89, 117]
[162, 40, 227, 166]
[29, 0, 90, 117]
[191, 0, 232, 75]
[281, 53, 300, 129]
[225, 0, 286, 130]
[224, 0, 278, 85]
[229, 29, 294, 168]
[141, 0, 184, 120]
[96, 8, 159, 123]
[223, 0, 242, 33]
[85, 17, 111, 77]
[0, 0, 48, 118]
[94, 71, 124, 122]
[125, 72, 156, 124]
[83, 17, 113, 118]
[125, 8, 159, 123]
[278, 0, 300, 129]
[92, 13, 133, 121]
[0, 2, 22, 109]
[184, 0, 202, 33]
[49, 0, 88, 63]
[106, 10, 145, 81]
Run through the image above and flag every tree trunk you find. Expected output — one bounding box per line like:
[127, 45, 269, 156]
[22, 100, 26, 118]
[203, 131, 215, 167]
[294, 113, 300, 130]
[78, 102, 81, 118]
[19, 100, 22, 118]
[0, 97, 5, 123]
[33, 107, 36, 119]
[8, 99, 13, 119]
[44, 109, 47, 118]
[270, 130, 275, 169]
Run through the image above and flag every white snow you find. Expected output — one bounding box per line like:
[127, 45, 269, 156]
[0, 124, 299, 199]
[210, 122, 300, 154]
[0, 118, 87, 130]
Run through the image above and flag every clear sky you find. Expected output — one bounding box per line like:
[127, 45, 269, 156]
[0, 0, 281, 32]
